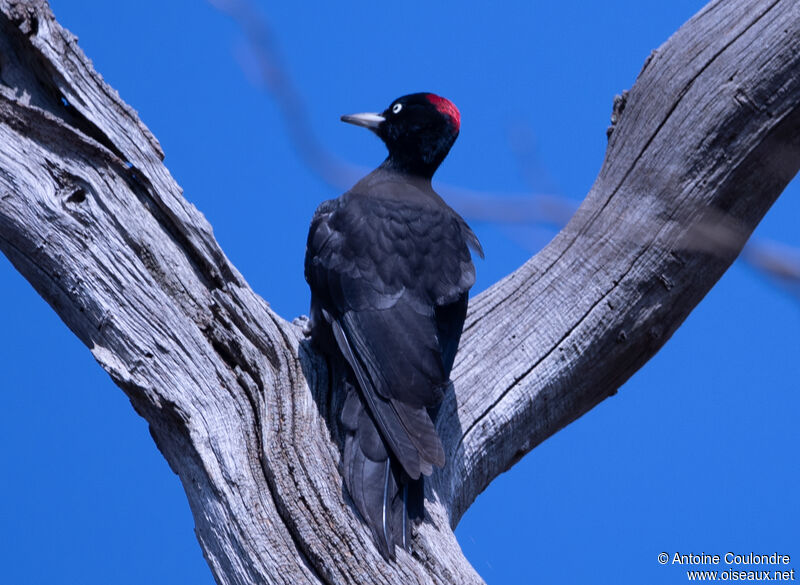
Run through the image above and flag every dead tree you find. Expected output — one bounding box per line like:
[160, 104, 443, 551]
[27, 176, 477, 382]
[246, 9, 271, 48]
[1, 0, 798, 583]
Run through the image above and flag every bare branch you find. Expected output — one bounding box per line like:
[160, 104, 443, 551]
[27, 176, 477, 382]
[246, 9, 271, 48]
[1, 1, 798, 584]
[437, 0, 800, 523]
[743, 240, 800, 300]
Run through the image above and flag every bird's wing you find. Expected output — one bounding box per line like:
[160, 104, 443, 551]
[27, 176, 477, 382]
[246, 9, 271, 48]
[305, 192, 476, 478]
[334, 304, 443, 476]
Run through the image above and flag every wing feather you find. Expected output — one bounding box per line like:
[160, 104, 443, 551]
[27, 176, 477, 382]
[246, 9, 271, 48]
[305, 186, 478, 484]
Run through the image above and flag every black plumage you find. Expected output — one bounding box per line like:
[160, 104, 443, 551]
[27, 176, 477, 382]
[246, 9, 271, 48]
[304, 93, 482, 559]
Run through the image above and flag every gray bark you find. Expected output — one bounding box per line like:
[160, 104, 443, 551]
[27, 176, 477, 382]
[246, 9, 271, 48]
[1, 0, 798, 583]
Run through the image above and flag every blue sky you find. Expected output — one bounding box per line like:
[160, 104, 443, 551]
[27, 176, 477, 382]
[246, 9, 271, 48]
[1, 1, 797, 583]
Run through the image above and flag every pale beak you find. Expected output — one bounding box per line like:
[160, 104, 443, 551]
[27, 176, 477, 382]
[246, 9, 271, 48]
[340, 112, 385, 130]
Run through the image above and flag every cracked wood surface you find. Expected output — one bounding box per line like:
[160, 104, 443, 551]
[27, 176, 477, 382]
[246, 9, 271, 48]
[1, 0, 799, 583]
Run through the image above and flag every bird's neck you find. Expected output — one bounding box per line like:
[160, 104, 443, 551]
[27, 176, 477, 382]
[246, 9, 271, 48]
[381, 129, 455, 179]
[379, 156, 438, 182]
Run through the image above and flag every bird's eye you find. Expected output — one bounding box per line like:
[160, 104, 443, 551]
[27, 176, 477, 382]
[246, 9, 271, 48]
[392, 103, 403, 114]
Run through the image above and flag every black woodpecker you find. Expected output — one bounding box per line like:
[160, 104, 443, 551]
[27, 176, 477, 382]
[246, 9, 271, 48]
[304, 93, 482, 560]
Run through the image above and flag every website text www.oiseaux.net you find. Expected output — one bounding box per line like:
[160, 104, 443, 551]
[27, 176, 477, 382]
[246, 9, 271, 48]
[659, 551, 795, 582]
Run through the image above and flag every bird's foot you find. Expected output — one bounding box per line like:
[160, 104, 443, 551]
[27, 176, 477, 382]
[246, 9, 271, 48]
[293, 315, 312, 337]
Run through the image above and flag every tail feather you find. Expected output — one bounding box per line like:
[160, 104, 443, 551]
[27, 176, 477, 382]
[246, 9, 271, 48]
[341, 384, 422, 560]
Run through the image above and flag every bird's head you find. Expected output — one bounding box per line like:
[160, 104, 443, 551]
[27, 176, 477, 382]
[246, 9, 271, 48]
[341, 93, 461, 179]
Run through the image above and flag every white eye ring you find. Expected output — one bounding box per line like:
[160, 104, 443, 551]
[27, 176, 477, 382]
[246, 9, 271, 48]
[392, 103, 403, 114]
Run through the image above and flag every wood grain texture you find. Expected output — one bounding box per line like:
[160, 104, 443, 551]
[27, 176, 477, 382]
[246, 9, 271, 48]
[437, 0, 800, 526]
[1, 0, 798, 583]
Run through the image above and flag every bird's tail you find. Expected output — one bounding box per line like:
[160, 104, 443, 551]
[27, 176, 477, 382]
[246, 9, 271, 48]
[341, 384, 423, 560]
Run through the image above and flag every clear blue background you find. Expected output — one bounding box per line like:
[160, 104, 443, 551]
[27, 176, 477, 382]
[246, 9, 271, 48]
[1, 1, 797, 583]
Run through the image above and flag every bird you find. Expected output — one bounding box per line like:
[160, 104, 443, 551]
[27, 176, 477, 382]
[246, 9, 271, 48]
[304, 93, 482, 560]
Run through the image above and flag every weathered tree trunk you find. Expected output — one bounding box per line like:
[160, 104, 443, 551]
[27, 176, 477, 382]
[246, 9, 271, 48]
[1, 0, 798, 583]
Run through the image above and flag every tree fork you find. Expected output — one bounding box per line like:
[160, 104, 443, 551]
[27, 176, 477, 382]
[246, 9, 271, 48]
[1, 0, 798, 583]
